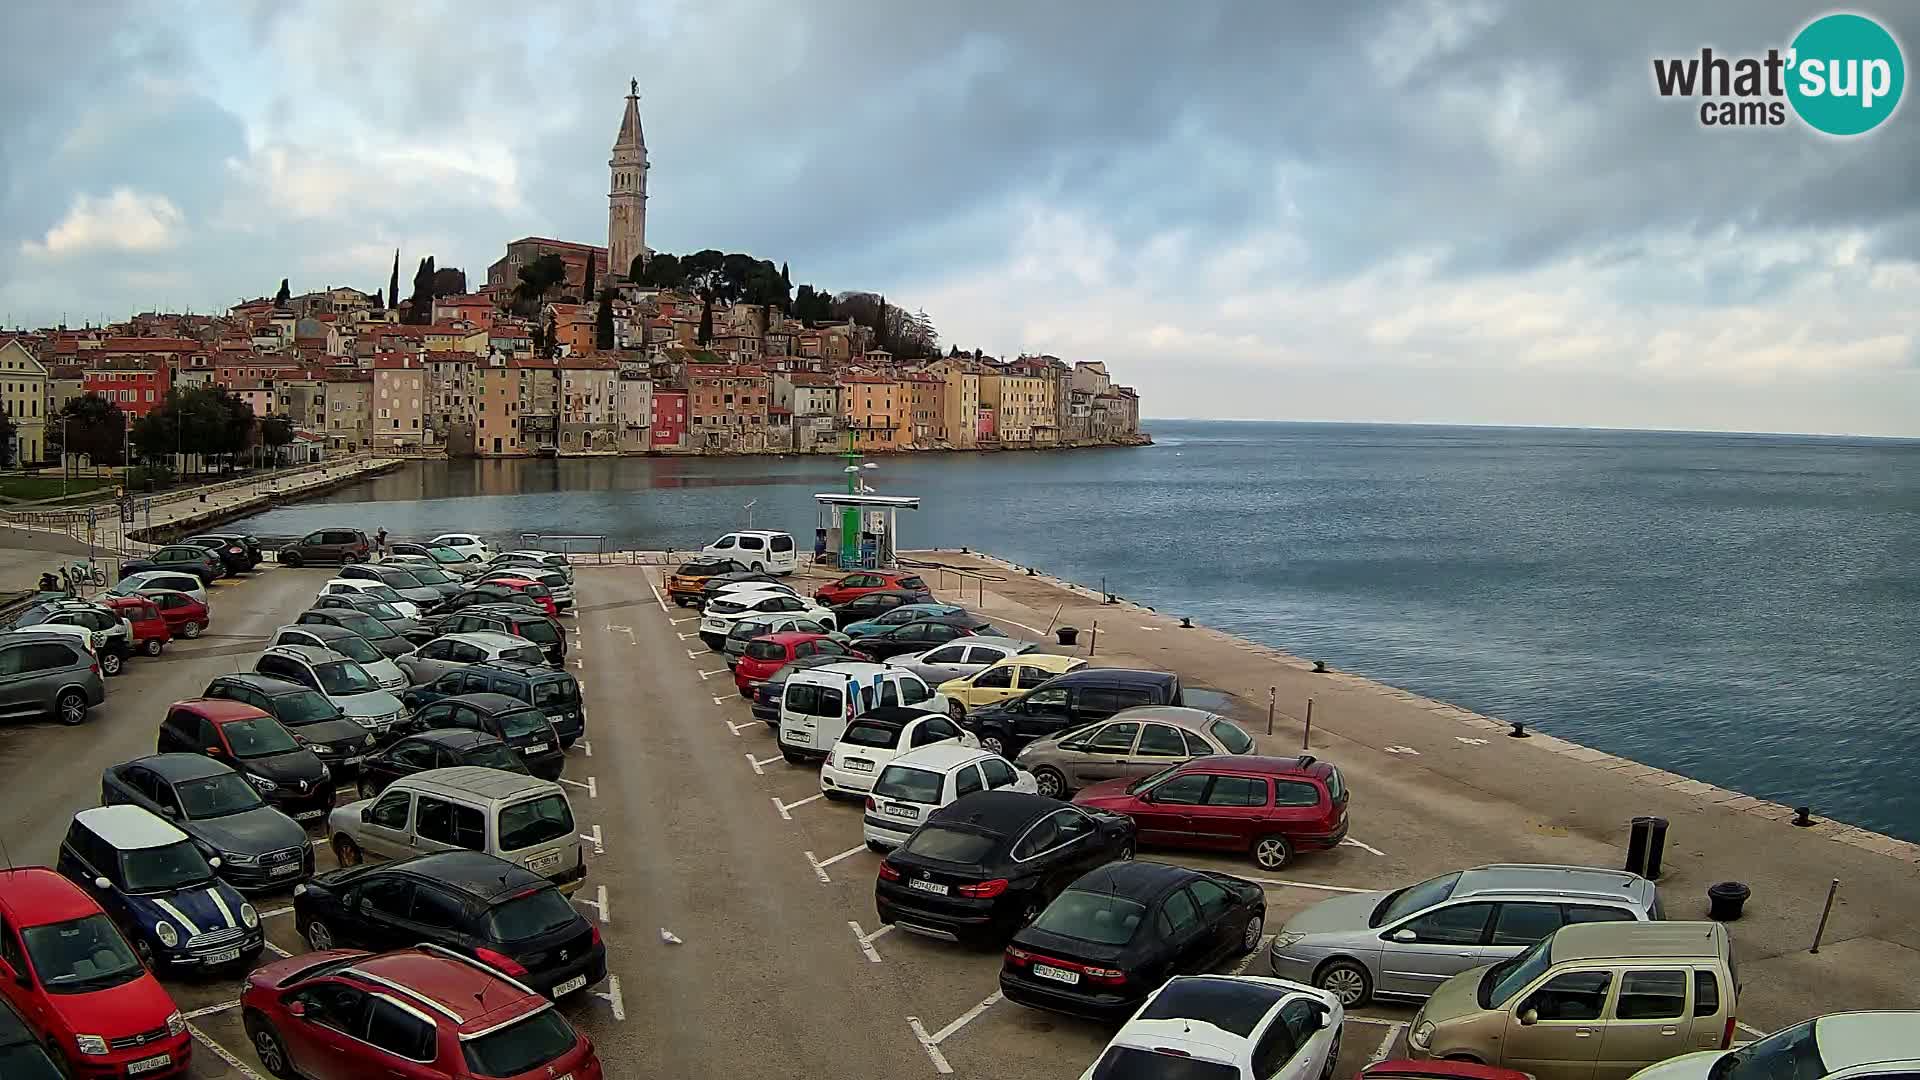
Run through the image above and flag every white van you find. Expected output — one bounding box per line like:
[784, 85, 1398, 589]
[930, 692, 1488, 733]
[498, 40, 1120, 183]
[777, 662, 949, 764]
[701, 531, 799, 575]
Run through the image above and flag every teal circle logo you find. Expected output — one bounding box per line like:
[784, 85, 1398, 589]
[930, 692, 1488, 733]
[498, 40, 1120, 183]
[1787, 13, 1905, 135]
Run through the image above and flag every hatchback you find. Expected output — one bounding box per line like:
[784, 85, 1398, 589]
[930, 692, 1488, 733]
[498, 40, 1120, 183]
[110, 572, 208, 608]
[941, 653, 1088, 724]
[0, 995, 64, 1080]
[429, 606, 567, 665]
[816, 570, 931, 607]
[6, 601, 133, 676]
[319, 578, 422, 620]
[666, 558, 751, 606]
[697, 569, 785, 604]
[293, 607, 412, 658]
[143, 589, 211, 640]
[820, 706, 975, 799]
[356, 729, 530, 798]
[293, 851, 605, 999]
[1075, 754, 1349, 871]
[1017, 706, 1258, 798]
[841, 602, 972, 638]
[0, 633, 103, 725]
[829, 588, 942, 625]
[733, 630, 864, 694]
[1630, 1012, 1920, 1080]
[721, 612, 844, 665]
[203, 673, 379, 775]
[886, 636, 1036, 685]
[255, 645, 410, 740]
[429, 533, 494, 562]
[336, 563, 447, 606]
[266, 624, 409, 690]
[1078, 975, 1344, 1080]
[398, 631, 549, 686]
[387, 543, 477, 575]
[473, 575, 559, 617]
[156, 699, 336, 823]
[241, 946, 603, 1080]
[277, 528, 370, 567]
[102, 595, 170, 657]
[329, 767, 586, 895]
[404, 660, 585, 747]
[406, 693, 565, 780]
[856, 617, 1004, 661]
[479, 568, 572, 612]
[101, 755, 313, 891]
[862, 742, 1039, 851]
[118, 544, 222, 584]
[699, 590, 836, 649]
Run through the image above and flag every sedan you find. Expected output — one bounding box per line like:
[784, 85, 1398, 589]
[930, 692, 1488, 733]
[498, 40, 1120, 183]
[816, 570, 931, 607]
[1017, 706, 1259, 798]
[828, 588, 938, 625]
[1002, 861, 1267, 1021]
[855, 618, 1002, 661]
[1076, 975, 1344, 1080]
[886, 637, 1036, 685]
[100, 755, 312, 891]
[841, 603, 972, 639]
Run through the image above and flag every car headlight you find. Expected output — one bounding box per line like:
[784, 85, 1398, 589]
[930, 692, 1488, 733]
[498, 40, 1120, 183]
[223, 850, 258, 866]
[154, 920, 179, 948]
[1272, 932, 1304, 949]
[317, 763, 331, 782]
[166, 1010, 185, 1037]
[74, 1034, 109, 1056]
[240, 903, 259, 928]
[1411, 1021, 1435, 1049]
[247, 773, 278, 792]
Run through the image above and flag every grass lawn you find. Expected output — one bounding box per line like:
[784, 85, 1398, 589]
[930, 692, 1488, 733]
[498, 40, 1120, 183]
[0, 473, 118, 502]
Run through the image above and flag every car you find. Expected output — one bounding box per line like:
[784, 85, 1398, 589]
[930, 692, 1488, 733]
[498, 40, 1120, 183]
[427, 606, 567, 665]
[278, 528, 371, 567]
[1076, 975, 1344, 1080]
[192, 532, 262, 571]
[402, 659, 584, 747]
[102, 594, 171, 657]
[432, 584, 545, 618]
[240, 945, 604, 1080]
[109, 571, 208, 608]
[255, 645, 411, 740]
[319, 578, 422, 620]
[962, 667, 1185, 757]
[488, 549, 575, 581]
[700, 529, 800, 574]
[722, 613, 855, 666]
[750, 654, 850, 727]
[266, 623, 409, 690]
[665, 558, 751, 606]
[1268, 864, 1664, 1006]
[828, 588, 941, 625]
[699, 589, 836, 649]
[0, 867, 192, 1080]
[1364, 1061, 1535, 1080]
[292, 851, 606, 999]
[101, 754, 313, 891]
[6, 600, 134, 676]
[386, 543, 478, 576]
[886, 636, 1038, 684]
[697, 568, 786, 605]
[429, 532, 495, 563]
[139, 589, 211, 640]
[203, 673, 379, 775]
[777, 662, 949, 764]
[336, 563, 449, 606]
[355, 729, 530, 798]
[816, 569, 933, 607]
[293, 607, 413, 658]
[820, 706, 975, 799]
[942, 653, 1088, 722]
[734, 631, 866, 695]
[1629, 1011, 1920, 1080]
[328, 767, 587, 895]
[118, 544, 223, 584]
[56, 805, 265, 972]
[0, 633, 103, 725]
[841, 602, 972, 638]
[468, 574, 559, 618]
[1003, 861, 1268, 1021]
[874, 790, 1135, 944]
[181, 534, 254, 576]
[1017, 706, 1259, 798]
[1076, 754, 1350, 872]
[853, 617, 1006, 661]
[862, 742, 1040, 851]
[478, 567, 573, 611]
[405, 694, 565, 780]
[398, 631, 549, 686]
[366, 558, 465, 596]
[308, 592, 430, 642]
[0, 994, 65, 1080]
[156, 699, 337, 824]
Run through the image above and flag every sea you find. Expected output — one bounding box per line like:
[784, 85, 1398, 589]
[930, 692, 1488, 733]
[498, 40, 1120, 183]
[226, 421, 1920, 841]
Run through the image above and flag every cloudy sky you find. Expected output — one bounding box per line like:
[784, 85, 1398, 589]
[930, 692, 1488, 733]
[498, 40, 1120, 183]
[3, 1, 1917, 436]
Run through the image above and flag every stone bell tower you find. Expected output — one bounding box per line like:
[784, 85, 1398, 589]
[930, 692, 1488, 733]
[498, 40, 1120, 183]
[608, 78, 649, 282]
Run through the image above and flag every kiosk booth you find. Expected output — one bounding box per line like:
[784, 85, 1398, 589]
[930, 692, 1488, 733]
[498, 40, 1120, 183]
[813, 493, 920, 570]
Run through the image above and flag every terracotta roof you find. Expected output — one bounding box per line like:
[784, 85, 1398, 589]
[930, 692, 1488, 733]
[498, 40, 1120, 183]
[786, 372, 838, 387]
[372, 355, 423, 370]
[99, 336, 198, 353]
[558, 355, 619, 370]
[840, 374, 898, 385]
[505, 236, 608, 255]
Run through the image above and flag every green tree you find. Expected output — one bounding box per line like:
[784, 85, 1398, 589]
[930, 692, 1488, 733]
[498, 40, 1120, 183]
[513, 254, 568, 316]
[431, 266, 466, 296]
[405, 256, 437, 323]
[582, 251, 597, 305]
[0, 409, 16, 468]
[595, 290, 615, 350]
[389, 249, 401, 313]
[260, 414, 294, 463]
[697, 298, 713, 345]
[52, 394, 126, 467]
[634, 252, 682, 288]
[131, 387, 255, 474]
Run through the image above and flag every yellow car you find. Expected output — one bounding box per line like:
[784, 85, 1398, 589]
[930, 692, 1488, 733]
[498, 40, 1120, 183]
[938, 653, 1086, 720]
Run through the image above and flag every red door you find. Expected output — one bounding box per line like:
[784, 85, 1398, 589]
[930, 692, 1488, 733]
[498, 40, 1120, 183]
[1187, 775, 1277, 850]
[1126, 772, 1211, 846]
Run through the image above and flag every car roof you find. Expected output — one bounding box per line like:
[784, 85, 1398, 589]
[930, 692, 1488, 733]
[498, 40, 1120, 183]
[1046, 666, 1177, 686]
[346, 949, 543, 1033]
[1108, 705, 1230, 730]
[794, 661, 893, 681]
[929, 789, 1057, 830]
[443, 692, 536, 714]
[133, 752, 235, 781]
[855, 706, 943, 728]
[761, 631, 828, 645]
[410, 729, 505, 750]
[474, 659, 562, 679]
[893, 742, 998, 771]
[398, 766, 563, 801]
[280, 622, 356, 640]
[443, 631, 534, 650]
[387, 852, 546, 901]
[75, 804, 188, 850]
[725, 529, 789, 538]
[1127, 976, 1312, 1050]
[1177, 754, 1333, 780]
[1812, 1013, 1920, 1069]
[121, 569, 197, 582]
[1452, 864, 1655, 906]
[0, 867, 101, 924]
[986, 652, 1082, 672]
[171, 697, 273, 723]
[1070, 859, 1199, 898]
[265, 644, 345, 666]
[717, 588, 795, 604]
[1549, 920, 1726, 963]
[838, 588, 926, 601]
[212, 673, 312, 697]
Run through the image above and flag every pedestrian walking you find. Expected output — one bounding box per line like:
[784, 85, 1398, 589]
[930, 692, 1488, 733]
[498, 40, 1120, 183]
[375, 528, 388, 558]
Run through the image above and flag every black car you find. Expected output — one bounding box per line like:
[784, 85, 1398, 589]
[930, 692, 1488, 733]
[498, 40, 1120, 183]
[293, 851, 605, 999]
[829, 588, 939, 624]
[751, 654, 848, 726]
[963, 668, 1185, 757]
[309, 592, 429, 640]
[0, 996, 62, 1080]
[405, 693, 564, 779]
[432, 585, 542, 617]
[875, 791, 1136, 945]
[157, 700, 336, 824]
[183, 534, 256, 575]
[119, 544, 223, 583]
[855, 617, 1003, 661]
[356, 728, 529, 798]
[405, 661, 584, 747]
[294, 607, 413, 658]
[1000, 860, 1267, 1021]
[428, 605, 567, 664]
[204, 673, 378, 775]
[101, 754, 313, 891]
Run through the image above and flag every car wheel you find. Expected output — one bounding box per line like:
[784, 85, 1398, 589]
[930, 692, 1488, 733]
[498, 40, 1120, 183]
[1316, 958, 1373, 1007]
[303, 918, 335, 951]
[142, 637, 164, 656]
[866, 840, 887, 853]
[248, 1017, 295, 1079]
[1032, 766, 1067, 799]
[281, 552, 302, 567]
[333, 836, 363, 865]
[99, 652, 123, 677]
[948, 701, 967, 722]
[750, 561, 764, 572]
[1241, 913, 1265, 954]
[1321, 1034, 1342, 1080]
[978, 734, 1006, 757]
[55, 689, 88, 726]
[181, 621, 203, 639]
[1253, 834, 1293, 870]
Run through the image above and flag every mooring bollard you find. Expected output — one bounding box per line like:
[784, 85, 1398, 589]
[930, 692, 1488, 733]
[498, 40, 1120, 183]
[1509, 721, 1530, 738]
[1087, 620, 1098, 657]
[1312, 660, 1328, 673]
[1794, 806, 1816, 827]
[1266, 687, 1276, 736]
[1810, 878, 1840, 953]
[1180, 616, 1192, 628]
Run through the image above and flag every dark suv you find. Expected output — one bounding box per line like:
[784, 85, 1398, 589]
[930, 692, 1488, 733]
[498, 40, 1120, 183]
[184, 534, 257, 575]
[962, 668, 1184, 757]
[404, 661, 584, 747]
[119, 543, 224, 583]
[204, 673, 377, 775]
[405, 693, 565, 779]
[278, 528, 370, 567]
[429, 605, 566, 664]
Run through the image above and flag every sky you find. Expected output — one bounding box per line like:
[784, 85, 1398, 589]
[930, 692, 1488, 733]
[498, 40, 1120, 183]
[2, 1, 1917, 437]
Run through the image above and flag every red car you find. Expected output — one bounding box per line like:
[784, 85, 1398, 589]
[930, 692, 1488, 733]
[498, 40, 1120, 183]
[814, 570, 931, 607]
[1363, 1061, 1533, 1080]
[102, 595, 171, 657]
[144, 590, 210, 640]
[1073, 754, 1349, 871]
[480, 576, 559, 618]
[241, 946, 603, 1080]
[733, 632, 869, 696]
[0, 867, 191, 1079]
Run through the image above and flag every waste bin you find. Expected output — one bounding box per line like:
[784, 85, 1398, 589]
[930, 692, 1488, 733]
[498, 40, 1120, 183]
[1708, 881, 1750, 921]
[1625, 816, 1669, 880]
[1056, 626, 1079, 646]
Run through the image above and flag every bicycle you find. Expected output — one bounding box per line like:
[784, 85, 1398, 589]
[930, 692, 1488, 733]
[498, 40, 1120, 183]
[65, 561, 108, 587]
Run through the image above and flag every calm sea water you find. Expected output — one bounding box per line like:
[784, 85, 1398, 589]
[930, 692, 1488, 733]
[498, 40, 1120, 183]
[229, 421, 1920, 840]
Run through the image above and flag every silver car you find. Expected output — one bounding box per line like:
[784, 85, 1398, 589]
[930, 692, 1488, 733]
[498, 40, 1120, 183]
[396, 631, 548, 686]
[1013, 705, 1255, 798]
[268, 624, 408, 691]
[1268, 863, 1662, 1006]
[254, 645, 409, 739]
[884, 636, 1035, 684]
[0, 632, 105, 724]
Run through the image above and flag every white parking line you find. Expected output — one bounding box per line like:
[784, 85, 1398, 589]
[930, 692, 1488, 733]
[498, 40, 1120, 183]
[678, 632, 696, 640]
[557, 776, 598, 798]
[1737, 1021, 1769, 1038]
[712, 695, 729, 705]
[1248, 877, 1371, 894]
[572, 658, 585, 670]
[580, 823, 604, 855]
[1365, 1022, 1407, 1066]
[907, 991, 1002, 1075]
[265, 940, 292, 958]
[698, 668, 728, 679]
[804, 843, 866, 883]
[848, 920, 887, 963]
[256, 906, 292, 922]
[577, 678, 588, 694]
[593, 975, 626, 1021]
[671, 617, 696, 625]
[648, 580, 669, 613]
[182, 999, 241, 1020]
[745, 752, 784, 775]
[575, 738, 594, 757]
[772, 793, 826, 820]
[573, 884, 611, 924]
[191, 1024, 266, 1080]
[1341, 837, 1387, 857]
[686, 648, 701, 659]
[725, 719, 758, 737]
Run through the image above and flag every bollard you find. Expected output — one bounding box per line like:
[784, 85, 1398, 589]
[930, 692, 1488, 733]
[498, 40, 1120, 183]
[1793, 806, 1816, 827]
[1708, 881, 1751, 921]
[1266, 687, 1276, 736]
[1313, 660, 1328, 673]
[1810, 878, 1839, 953]
[1180, 616, 1192, 628]
[1088, 620, 1098, 657]
[1303, 697, 1313, 748]
[1509, 721, 1530, 738]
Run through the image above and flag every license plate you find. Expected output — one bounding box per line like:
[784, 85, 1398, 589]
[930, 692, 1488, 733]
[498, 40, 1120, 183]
[204, 947, 242, 964]
[907, 879, 949, 895]
[883, 804, 919, 820]
[553, 974, 588, 996]
[270, 862, 301, 876]
[528, 850, 562, 872]
[525, 743, 550, 754]
[129, 1053, 172, 1074]
[343, 755, 364, 766]
[1033, 963, 1081, 985]
[846, 759, 873, 772]
[293, 809, 325, 821]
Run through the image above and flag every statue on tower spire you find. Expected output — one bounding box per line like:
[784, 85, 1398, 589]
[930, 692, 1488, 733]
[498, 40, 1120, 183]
[630, 77, 637, 97]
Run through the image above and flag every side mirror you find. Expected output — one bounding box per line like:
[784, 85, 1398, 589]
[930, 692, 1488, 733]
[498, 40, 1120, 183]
[208, 856, 222, 869]
[1314, 1003, 1333, 1030]
[1519, 1008, 1539, 1027]
[1390, 928, 1418, 943]
[92, 876, 111, 890]
[360, 807, 373, 824]
[287, 1001, 308, 1019]
[205, 746, 221, 756]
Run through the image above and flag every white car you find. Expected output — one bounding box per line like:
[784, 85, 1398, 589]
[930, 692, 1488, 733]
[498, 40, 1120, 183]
[709, 579, 799, 601]
[699, 589, 834, 649]
[1078, 975, 1345, 1080]
[1631, 1012, 1920, 1080]
[701, 530, 799, 575]
[109, 570, 209, 607]
[430, 533, 494, 563]
[318, 578, 421, 620]
[862, 743, 1037, 851]
[820, 707, 976, 799]
[886, 637, 1034, 685]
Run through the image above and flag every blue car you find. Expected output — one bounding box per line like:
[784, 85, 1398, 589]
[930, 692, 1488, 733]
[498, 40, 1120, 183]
[57, 804, 265, 972]
[841, 603, 972, 639]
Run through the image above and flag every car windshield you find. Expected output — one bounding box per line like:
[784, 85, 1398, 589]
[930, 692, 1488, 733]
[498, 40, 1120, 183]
[317, 635, 381, 664]
[1373, 871, 1462, 927]
[875, 765, 945, 804]
[1127, 764, 1182, 794]
[1090, 1046, 1238, 1080]
[532, 679, 577, 708]
[842, 722, 902, 749]
[502, 645, 545, 666]
[333, 612, 397, 640]
[514, 620, 558, 645]
[22, 914, 144, 995]
[408, 566, 454, 585]
[358, 599, 405, 620]
[485, 888, 579, 942]
[1710, 1021, 1825, 1080]
[315, 661, 379, 695]
[497, 794, 574, 850]
[1031, 889, 1150, 946]
[121, 839, 214, 892]
[361, 584, 404, 603]
[1481, 935, 1555, 1008]
[427, 546, 466, 565]
[380, 570, 424, 588]
[500, 709, 549, 740]
[460, 1007, 577, 1077]
[177, 773, 266, 818]
[708, 599, 746, 615]
[224, 717, 302, 759]
[901, 825, 997, 863]
[1209, 717, 1254, 754]
[465, 743, 529, 773]
[273, 690, 344, 726]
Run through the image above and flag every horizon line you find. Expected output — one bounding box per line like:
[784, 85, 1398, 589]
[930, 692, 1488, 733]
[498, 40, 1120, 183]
[1139, 416, 1920, 442]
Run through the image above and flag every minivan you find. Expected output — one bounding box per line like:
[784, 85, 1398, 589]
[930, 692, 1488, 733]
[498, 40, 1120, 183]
[1409, 921, 1739, 1080]
[327, 766, 588, 894]
[961, 668, 1184, 757]
[777, 662, 948, 764]
[278, 528, 371, 567]
[702, 530, 799, 575]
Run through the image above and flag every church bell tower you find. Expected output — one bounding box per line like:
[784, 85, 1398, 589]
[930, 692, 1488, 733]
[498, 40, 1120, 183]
[608, 79, 649, 282]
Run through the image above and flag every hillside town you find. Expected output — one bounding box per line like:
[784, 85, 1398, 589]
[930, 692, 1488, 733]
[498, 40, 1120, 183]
[0, 84, 1144, 466]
